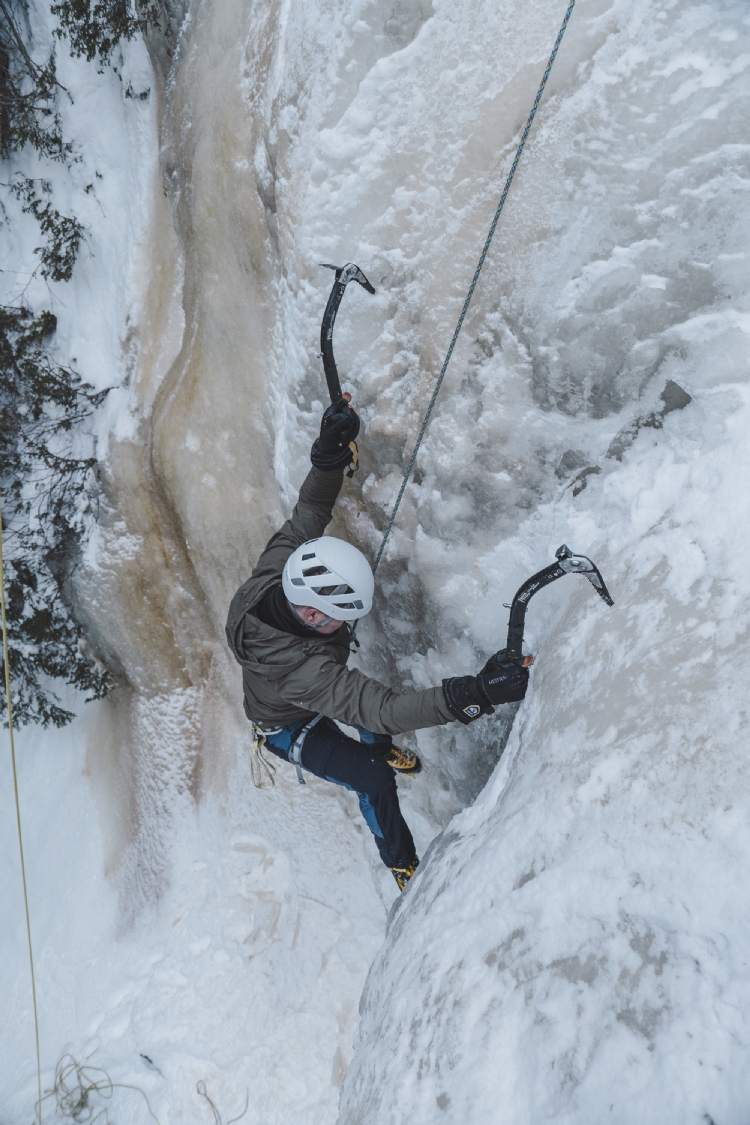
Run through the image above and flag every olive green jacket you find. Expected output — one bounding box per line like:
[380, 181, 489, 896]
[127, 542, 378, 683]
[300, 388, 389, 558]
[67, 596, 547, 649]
[225, 466, 454, 735]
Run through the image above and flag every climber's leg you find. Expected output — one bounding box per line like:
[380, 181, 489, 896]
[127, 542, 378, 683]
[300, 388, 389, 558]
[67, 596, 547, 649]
[301, 718, 418, 869]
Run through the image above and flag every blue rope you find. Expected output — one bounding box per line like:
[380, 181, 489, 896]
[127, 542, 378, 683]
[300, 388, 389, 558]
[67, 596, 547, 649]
[371, 0, 576, 575]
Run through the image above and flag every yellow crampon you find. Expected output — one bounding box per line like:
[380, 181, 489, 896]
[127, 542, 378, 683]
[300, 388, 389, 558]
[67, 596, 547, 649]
[390, 858, 420, 891]
[386, 744, 421, 774]
[250, 724, 277, 790]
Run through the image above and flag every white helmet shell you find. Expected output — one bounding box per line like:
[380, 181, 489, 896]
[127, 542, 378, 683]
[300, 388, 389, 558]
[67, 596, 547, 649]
[282, 537, 374, 621]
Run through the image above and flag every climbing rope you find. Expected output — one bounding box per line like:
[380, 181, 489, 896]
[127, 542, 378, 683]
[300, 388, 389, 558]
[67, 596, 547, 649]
[0, 509, 43, 1122]
[371, 0, 576, 575]
[41, 1055, 160, 1124]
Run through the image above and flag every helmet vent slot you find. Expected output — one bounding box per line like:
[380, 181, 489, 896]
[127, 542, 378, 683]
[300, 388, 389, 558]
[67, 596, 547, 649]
[302, 564, 330, 577]
[301, 553, 316, 560]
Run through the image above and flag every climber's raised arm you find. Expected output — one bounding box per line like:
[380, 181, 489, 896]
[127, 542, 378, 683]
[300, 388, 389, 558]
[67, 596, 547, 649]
[247, 395, 360, 588]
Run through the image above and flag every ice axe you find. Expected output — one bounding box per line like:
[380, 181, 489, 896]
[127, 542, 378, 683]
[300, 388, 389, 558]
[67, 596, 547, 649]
[504, 545, 613, 664]
[319, 262, 376, 403]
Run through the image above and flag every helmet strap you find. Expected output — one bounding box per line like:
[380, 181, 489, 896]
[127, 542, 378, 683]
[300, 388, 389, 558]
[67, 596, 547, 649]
[311, 615, 334, 630]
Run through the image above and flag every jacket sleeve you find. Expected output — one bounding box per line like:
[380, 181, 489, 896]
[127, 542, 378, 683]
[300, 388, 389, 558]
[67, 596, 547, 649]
[250, 466, 345, 587]
[273, 650, 455, 735]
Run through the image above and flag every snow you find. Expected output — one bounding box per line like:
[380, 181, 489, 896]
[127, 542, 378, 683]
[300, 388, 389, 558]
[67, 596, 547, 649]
[342, 386, 750, 1123]
[1, 698, 389, 1123]
[2, 0, 750, 1120]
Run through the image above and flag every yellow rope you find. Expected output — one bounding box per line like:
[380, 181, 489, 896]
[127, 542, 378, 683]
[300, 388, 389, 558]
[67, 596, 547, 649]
[0, 512, 43, 1122]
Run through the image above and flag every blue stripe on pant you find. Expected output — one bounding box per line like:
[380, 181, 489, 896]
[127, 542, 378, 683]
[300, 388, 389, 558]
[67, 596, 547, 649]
[264, 717, 416, 869]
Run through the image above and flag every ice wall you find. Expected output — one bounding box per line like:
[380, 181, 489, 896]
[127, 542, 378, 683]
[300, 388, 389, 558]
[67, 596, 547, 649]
[334, 0, 750, 1121]
[88, 0, 750, 851]
[6, 0, 745, 1117]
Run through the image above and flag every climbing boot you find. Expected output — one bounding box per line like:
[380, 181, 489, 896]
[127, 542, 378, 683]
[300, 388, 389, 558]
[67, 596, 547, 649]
[386, 744, 422, 775]
[390, 857, 420, 891]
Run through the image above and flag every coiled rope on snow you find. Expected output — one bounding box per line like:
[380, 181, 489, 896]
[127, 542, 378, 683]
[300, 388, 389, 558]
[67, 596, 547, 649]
[0, 511, 43, 1122]
[371, 0, 577, 575]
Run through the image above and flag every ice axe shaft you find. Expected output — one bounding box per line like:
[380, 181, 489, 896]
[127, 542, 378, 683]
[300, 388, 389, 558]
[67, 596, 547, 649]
[319, 262, 375, 403]
[505, 544, 613, 662]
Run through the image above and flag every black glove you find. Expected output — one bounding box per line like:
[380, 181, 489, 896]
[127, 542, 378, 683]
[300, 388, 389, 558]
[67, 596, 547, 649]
[311, 398, 361, 473]
[442, 676, 493, 725]
[443, 649, 529, 725]
[477, 648, 529, 705]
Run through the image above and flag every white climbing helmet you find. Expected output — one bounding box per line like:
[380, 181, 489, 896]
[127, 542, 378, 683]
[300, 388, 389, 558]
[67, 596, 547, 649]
[282, 537, 374, 621]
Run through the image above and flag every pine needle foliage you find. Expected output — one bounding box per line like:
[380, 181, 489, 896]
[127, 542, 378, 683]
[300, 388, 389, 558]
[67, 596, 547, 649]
[0, 0, 119, 727]
[1, 304, 110, 727]
[51, 0, 159, 66]
[9, 174, 83, 279]
[0, 0, 69, 160]
[0, 0, 87, 281]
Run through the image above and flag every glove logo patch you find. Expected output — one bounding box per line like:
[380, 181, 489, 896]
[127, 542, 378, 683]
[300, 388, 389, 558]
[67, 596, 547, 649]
[463, 704, 481, 718]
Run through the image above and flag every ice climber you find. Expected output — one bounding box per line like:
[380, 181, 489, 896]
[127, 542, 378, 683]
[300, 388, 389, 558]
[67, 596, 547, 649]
[226, 397, 530, 890]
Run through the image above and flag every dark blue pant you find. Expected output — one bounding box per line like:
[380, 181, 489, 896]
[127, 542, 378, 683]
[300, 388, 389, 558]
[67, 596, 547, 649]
[264, 718, 416, 869]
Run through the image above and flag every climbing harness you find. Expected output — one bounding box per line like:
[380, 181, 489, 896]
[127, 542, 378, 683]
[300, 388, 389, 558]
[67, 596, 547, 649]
[249, 724, 278, 790]
[504, 545, 613, 662]
[250, 714, 324, 787]
[371, 0, 576, 573]
[0, 512, 43, 1123]
[288, 713, 324, 785]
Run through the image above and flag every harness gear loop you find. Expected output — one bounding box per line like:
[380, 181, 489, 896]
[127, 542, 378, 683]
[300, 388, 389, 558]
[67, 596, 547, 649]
[289, 713, 324, 784]
[0, 510, 43, 1123]
[370, 0, 577, 578]
[249, 723, 278, 789]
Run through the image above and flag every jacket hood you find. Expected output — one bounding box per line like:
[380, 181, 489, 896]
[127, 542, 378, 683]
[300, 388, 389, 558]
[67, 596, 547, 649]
[232, 600, 350, 681]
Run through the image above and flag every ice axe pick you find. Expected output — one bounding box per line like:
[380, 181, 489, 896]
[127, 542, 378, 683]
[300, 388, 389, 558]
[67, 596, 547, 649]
[504, 545, 614, 664]
[319, 262, 375, 404]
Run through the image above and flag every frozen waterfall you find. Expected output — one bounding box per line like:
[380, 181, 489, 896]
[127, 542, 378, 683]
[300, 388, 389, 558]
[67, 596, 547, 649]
[2, 0, 750, 1121]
